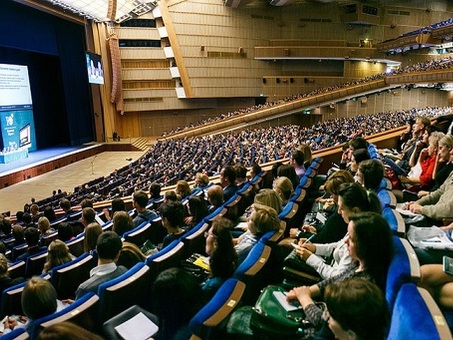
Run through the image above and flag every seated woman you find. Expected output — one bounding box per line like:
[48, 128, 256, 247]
[349, 148, 370, 177]
[202, 217, 237, 301]
[175, 180, 192, 200]
[234, 203, 280, 265]
[112, 211, 135, 237]
[37, 217, 55, 246]
[102, 197, 126, 222]
[272, 176, 294, 207]
[355, 159, 384, 192]
[42, 239, 75, 274]
[160, 201, 187, 249]
[286, 212, 392, 338]
[2, 277, 59, 335]
[284, 183, 382, 281]
[285, 170, 354, 246]
[322, 278, 388, 340]
[83, 222, 102, 254]
[399, 132, 444, 192]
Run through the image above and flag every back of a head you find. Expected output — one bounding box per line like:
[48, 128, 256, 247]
[352, 148, 370, 164]
[24, 227, 40, 246]
[112, 211, 134, 236]
[164, 190, 178, 202]
[338, 183, 381, 214]
[36, 321, 103, 340]
[251, 203, 280, 235]
[22, 277, 57, 320]
[111, 197, 126, 215]
[223, 165, 237, 183]
[207, 185, 224, 206]
[152, 268, 202, 325]
[149, 183, 162, 197]
[84, 222, 103, 252]
[358, 159, 384, 191]
[59, 199, 71, 212]
[80, 198, 93, 209]
[325, 170, 355, 195]
[349, 212, 392, 289]
[273, 176, 294, 202]
[44, 206, 57, 222]
[0, 253, 8, 277]
[12, 224, 24, 242]
[159, 201, 185, 228]
[22, 212, 32, 225]
[324, 277, 388, 340]
[176, 180, 191, 198]
[297, 143, 312, 164]
[30, 204, 39, 215]
[82, 207, 96, 225]
[235, 164, 247, 180]
[96, 231, 122, 260]
[133, 191, 149, 209]
[349, 137, 368, 151]
[277, 164, 299, 187]
[291, 149, 305, 166]
[38, 217, 51, 233]
[57, 222, 74, 242]
[254, 189, 283, 214]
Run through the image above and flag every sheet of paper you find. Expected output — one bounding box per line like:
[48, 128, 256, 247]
[272, 291, 302, 312]
[115, 312, 159, 340]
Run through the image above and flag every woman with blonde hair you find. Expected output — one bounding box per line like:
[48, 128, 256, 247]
[43, 239, 75, 273]
[175, 180, 192, 200]
[273, 176, 294, 207]
[83, 222, 102, 254]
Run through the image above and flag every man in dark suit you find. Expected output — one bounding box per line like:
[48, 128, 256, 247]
[220, 165, 238, 201]
[75, 231, 127, 300]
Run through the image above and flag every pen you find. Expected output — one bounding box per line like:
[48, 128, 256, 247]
[302, 234, 316, 245]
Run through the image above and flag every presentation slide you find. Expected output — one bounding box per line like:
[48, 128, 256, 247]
[0, 63, 37, 159]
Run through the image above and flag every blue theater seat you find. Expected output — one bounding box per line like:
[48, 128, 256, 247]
[377, 188, 397, 210]
[382, 207, 406, 237]
[146, 240, 185, 282]
[386, 236, 420, 312]
[30, 292, 100, 339]
[387, 284, 452, 340]
[189, 278, 245, 340]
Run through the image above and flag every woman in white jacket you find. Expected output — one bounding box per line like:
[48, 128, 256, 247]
[284, 183, 381, 280]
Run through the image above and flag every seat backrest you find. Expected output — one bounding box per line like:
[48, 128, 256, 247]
[41, 231, 59, 247]
[0, 274, 50, 318]
[146, 240, 185, 282]
[12, 243, 28, 261]
[25, 250, 48, 278]
[123, 221, 152, 247]
[189, 278, 246, 340]
[377, 188, 397, 209]
[97, 262, 151, 323]
[386, 236, 421, 312]
[51, 252, 95, 300]
[8, 260, 26, 280]
[382, 207, 405, 237]
[31, 292, 100, 339]
[181, 222, 210, 258]
[0, 328, 29, 340]
[149, 216, 167, 245]
[289, 186, 307, 204]
[387, 284, 452, 340]
[65, 234, 85, 257]
[233, 243, 273, 304]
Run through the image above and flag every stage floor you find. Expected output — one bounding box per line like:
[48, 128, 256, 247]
[0, 146, 84, 177]
[0, 145, 146, 214]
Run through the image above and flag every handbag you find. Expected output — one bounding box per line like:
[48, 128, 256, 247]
[250, 285, 310, 337]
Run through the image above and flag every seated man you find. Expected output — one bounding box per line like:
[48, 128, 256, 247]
[220, 166, 238, 201]
[132, 191, 158, 227]
[75, 231, 127, 300]
[17, 227, 46, 262]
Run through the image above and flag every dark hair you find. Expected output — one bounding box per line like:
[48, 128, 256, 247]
[43, 206, 57, 222]
[209, 218, 237, 279]
[160, 201, 185, 228]
[164, 190, 178, 202]
[349, 212, 393, 290]
[112, 211, 135, 236]
[291, 149, 305, 166]
[149, 183, 161, 198]
[222, 165, 237, 183]
[80, 198, 93, 209]
[251, 162, 262, 178]
[16, 211, 24, 222]
[188, 197, 209, 225]
[22, 212, 32, 225]
[82, 207, 96, 225]
[359, 159, 384, 191]
[338, 183, 381, 214]
[57, 222, 74, 242]
[324, 278, 389, 340]
[24, 227, 40, 246]
[111, 198, 126, 216]
[59, 199, 71, 212]
[271, 162, 283, 179]
[133, 191, 149, 208]
[352, 148, 370, 164]
[349, 137, 368, 151]
[12, 225, 24, 243]
[96, 231, 122, 260]
[277, 164, 299, 188]
[152, 268, 203, 339]
[235, 164, 247, 180]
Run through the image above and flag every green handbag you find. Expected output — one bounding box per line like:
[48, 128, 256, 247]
[250, 285, 309, 337]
